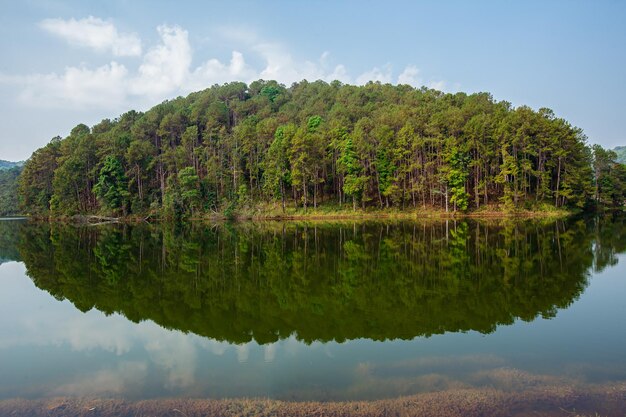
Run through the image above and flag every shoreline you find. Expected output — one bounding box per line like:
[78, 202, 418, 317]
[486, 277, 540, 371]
[20, 206, 579, 224]
[1, 382, 623, 417]
[198, 204, 576, 221]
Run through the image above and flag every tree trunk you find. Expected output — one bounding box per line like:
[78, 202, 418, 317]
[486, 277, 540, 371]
[555, 156, 562, 207]
[313, 173, 317, 208]
[280, 181, 285, 213]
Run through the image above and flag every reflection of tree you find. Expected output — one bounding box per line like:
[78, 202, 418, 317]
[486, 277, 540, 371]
[0, 220, 23, 264]
[10, 217, 626, 345]
[591, 214, 626, 273]
[93, 227, 133, 285]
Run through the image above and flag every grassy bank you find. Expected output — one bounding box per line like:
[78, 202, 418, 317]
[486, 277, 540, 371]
[25, 202, 581, 223]
[195, 202, 574, 222]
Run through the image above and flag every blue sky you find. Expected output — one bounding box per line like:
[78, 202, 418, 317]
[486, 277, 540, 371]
[1, 0, 625, 160]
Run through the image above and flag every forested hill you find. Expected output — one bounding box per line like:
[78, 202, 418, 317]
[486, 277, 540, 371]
[0, 160, 23, 170]
[0, 165, 23, 216]
[614, 146, 626, 164]
[18, 80, 626, 218]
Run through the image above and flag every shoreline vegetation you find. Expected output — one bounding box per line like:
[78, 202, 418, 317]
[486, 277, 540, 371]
[31, 203, 576, 223]
[16, 80, 626, 223]
[1, 378, 623, 417]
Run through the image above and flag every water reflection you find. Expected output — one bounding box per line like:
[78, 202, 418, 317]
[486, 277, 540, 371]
[0, 217, 623, 344]
[0, 217, 625, 401]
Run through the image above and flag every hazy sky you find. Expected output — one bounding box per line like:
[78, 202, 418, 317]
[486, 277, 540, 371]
[1, 0, 625, 161]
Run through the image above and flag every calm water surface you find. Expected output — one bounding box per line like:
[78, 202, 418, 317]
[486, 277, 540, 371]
[0, 217, 625, 401]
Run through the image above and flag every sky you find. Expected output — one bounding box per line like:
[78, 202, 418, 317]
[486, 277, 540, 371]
[0, 0, 625, 161]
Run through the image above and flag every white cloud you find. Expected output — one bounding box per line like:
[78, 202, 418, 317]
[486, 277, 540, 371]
[326, 64, 351, 84]
[40, 16, 142, 57]
[397, 65, 421, 86]
[397, 65, 447, 91]
[2, 20, 450, 111]
[217, 29, 352, 85]
[254, 45, 347, 84]
[130, 25, 192, 97]
[356, 64, 393, 85]
[15, 61, 128, 109]
[188, 51, 256, 90]
[427, 80, 447, 91]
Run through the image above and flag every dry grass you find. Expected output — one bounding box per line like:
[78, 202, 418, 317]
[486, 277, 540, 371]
[1, 381, 624, 417]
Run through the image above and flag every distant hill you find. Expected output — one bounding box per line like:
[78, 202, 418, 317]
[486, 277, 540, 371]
[614, 147, 626, 164]
[0, 165, 23, 216]
[0, 160, 24, 171]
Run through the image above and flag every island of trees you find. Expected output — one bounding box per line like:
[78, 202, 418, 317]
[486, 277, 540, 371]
[17, 80, 626, 219]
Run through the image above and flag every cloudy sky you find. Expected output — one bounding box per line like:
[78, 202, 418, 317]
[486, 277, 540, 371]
[0, 0, 625, 161]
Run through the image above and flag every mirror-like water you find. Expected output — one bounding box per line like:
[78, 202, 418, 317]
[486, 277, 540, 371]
[0, 217, 625, 401]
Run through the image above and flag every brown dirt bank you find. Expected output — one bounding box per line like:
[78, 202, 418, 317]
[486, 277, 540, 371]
[1, 383, 625, 417]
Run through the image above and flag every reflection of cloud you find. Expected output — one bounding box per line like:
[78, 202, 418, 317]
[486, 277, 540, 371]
[236, 344, 250, 363]
[281, 335, 330, 358]
[323, 345, 335, 359]
[143, 327, 197, 389]
[50, 361, 147, 397]
[326, 355, 511, 400]
[65, 317, 134, 355]
[283, 335, 301, 357]
[355, 362, 372, 378]
[197, 338, 229, 356]
[379, 354, 507, 374]
[264, 343, 277, 363]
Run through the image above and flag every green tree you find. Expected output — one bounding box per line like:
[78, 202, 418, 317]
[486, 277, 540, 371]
[338, 137, 366, 210]
[19, 137, 61, 215]
[263, 124, 294, 212]
[93, 156, 129, 215]
[178, 166, 201, 215]
[444, 142, 470, 212]
[18, 80, 603, 217]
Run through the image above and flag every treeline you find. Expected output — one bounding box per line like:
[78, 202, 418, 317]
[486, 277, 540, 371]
[0, 160, 23, 170]
[0, 166, 22, 216]
[18, 80, 626, 218]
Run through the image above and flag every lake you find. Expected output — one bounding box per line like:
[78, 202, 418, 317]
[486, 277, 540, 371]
[0, 217, 625, 412]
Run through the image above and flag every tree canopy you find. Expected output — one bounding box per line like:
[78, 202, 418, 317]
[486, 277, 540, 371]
[17, 80, 626, 217]
[0, 166, 22, 216]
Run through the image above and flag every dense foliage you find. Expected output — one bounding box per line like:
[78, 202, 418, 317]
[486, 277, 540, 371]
[0, 166, 22, 216]
[3, 217, 624, 344]
[17, 81, 626, 217]
[592, 145, 626, 208]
